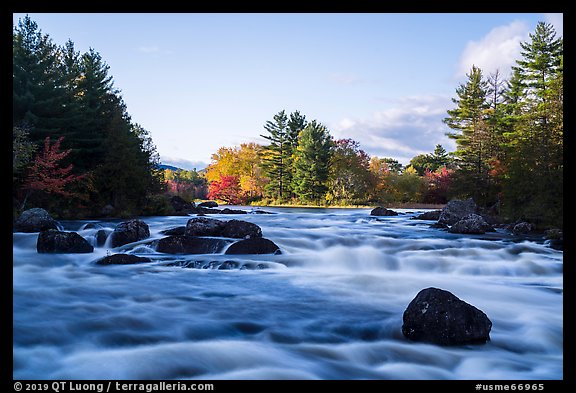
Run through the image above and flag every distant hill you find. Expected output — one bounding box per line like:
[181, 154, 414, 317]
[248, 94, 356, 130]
[156, 164, 182, 171]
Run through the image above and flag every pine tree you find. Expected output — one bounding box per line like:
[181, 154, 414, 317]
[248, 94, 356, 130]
[292, 121, 333, 204]
[260, 110, 290, 201]
[285, 111, 307, 197]
[502, 22, 563, 227]
[443, 65, 497, 205]
[12, 16, 71, 141]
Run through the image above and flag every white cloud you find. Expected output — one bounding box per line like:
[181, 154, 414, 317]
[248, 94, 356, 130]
[330, 95, 456, 165]
[160, 156, 208, 171]
[456, 20, 529, 79]
[544, 13, 563, 36]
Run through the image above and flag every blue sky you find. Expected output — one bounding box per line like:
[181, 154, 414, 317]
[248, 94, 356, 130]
[13, 13, 563, 169]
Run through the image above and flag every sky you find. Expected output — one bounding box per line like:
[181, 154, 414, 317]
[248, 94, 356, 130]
[12, 12, 563, 170]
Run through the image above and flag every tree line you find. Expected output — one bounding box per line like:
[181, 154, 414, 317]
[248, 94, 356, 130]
[13, 17, 562, 229]
[205, 21, 562, 228]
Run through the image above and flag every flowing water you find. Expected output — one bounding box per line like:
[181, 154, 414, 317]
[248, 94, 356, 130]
[13, 208, 563, 380]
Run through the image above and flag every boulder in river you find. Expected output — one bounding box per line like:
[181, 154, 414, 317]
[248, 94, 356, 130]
[156, 235, 232, 254]
[438, 198, 477, 226]
[448, 214, 495, 234]
[402, 287, 492, 346]
[512, 221, 533, 235]
[185, 217, 262, 239]
[219, 208, 248, 214]
[96, 254, 151, 265]
[412, 210, 442, 221]
[110, 219, 150, 248]
[169, 195, 197, 215]
[14, 208, 60, 233]
[220, 219, 262, 239]
[37, 229, 94, 253]
[370, 207, 399, 216]
[197, 201, 218, 208]
[225, 238, 281, 255]
[95, 229, 112, 247]
[185, 217, 226, 237]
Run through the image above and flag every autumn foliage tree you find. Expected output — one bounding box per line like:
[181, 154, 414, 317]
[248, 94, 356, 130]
[21, 136, 87, 210]
[423, 166, 454, 204]
[207, 175, 245, 205]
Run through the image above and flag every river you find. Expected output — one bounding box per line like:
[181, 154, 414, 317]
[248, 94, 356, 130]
[13, 207, 563, 380]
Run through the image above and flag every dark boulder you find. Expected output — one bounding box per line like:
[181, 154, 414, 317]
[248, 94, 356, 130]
[512, 221, 533, 235]
[110, 219, 150, 248]
[37, 230, 94, 253]
[184, 217, 263, 239]
[438, 198, 477, 226]
[95, 229, 112, 247]
[370, 207, 399, 216]
[185, 217, 226, 237]
[160, 226, 187, 236]
[225, 238, 281, 255]
[169, 196, 196, 214]
[96, 254, 151, 265]
[196, 207, 223, 215]
[220, 208, 247, 214]
[14, 208, 60, 233]
[156, 235, 232, 254]
[197, 201, 218, 208]
[448, 214, 494, 234]
[402, 287, 492, 346]
[544, 228, 563, 251]
[412, 210, 442, 220]
[220, 219, 262, 239]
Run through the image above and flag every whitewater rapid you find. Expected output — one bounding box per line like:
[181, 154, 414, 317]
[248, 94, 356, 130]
[13, 208, 563, 380]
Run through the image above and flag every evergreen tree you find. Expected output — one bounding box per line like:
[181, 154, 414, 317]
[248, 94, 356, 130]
[443, 65, 497, 205]
[12, 16, 71, 141]
[285, 110, 307, 197]
[502, 22, 563, 227]
[260, 110, 290, 200]
[292, 121, 333, 203]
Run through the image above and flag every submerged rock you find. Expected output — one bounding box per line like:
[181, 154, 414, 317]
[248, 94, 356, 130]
[402, 287, 492, 346]
[96, 254, 151, 265]
[37, 229, 93, 253]
[370, 207, 399, 216]
[14, 208, 60, 233]
[225, 238, 281, 255]
[111, 219, 150, 248]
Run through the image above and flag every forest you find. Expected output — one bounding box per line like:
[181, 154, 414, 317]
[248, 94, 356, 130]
[13, 16, 563, 229]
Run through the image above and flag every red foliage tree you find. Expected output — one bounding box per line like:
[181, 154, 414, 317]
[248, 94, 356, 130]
[207, 175, 245, 205]
[21, 136, 86, 209]
[423, 166, 454, 204]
